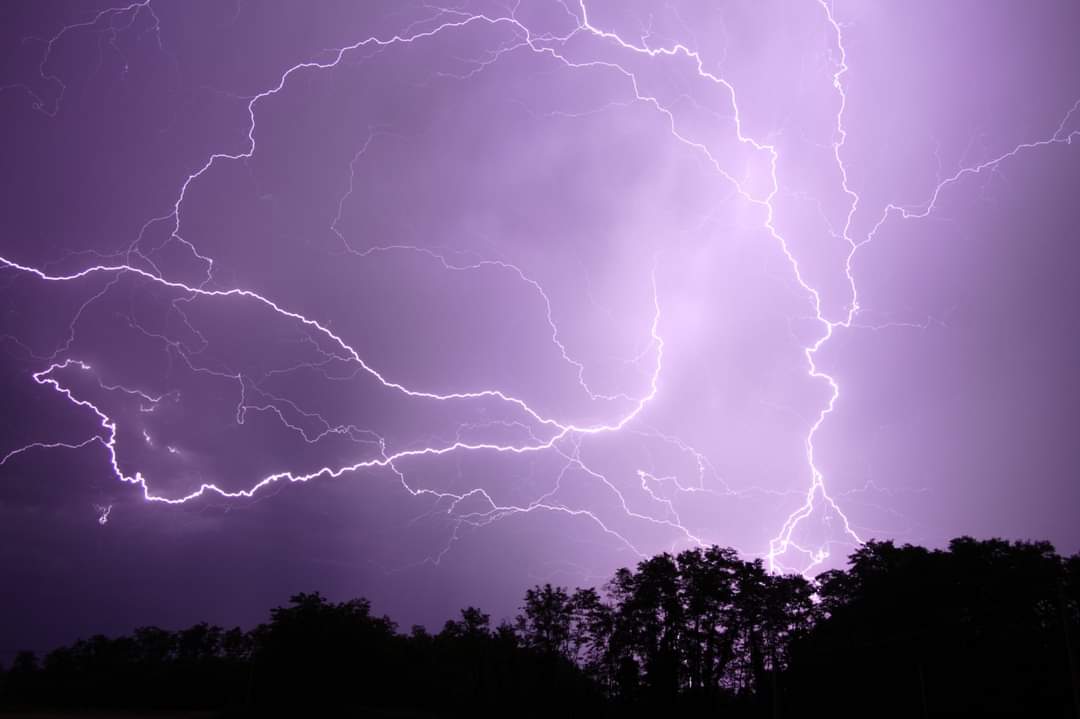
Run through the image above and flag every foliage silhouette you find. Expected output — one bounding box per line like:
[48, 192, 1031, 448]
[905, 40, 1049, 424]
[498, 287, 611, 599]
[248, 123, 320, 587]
[2, 537, 1077, 716]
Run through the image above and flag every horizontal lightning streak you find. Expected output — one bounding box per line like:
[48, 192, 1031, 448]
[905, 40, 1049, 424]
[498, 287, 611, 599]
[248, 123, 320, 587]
[1, 0, 1077, 573]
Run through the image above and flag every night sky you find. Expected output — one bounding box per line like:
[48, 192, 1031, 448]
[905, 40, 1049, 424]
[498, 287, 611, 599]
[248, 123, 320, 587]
[2, 0, 1079, 660]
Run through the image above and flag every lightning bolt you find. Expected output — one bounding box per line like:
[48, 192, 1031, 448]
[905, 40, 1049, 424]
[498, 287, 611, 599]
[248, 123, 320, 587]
[1, 1, 1077, 575]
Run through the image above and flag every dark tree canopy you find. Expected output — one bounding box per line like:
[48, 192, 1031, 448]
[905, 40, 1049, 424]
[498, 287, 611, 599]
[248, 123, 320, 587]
[2, 537, 1077, 717]
[790, 538, 1080, 715]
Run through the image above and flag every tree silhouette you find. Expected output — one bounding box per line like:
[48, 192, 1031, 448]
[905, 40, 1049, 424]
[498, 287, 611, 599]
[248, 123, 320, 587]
[789, 538, 1079, 715]
[2, 537, 1077, 717]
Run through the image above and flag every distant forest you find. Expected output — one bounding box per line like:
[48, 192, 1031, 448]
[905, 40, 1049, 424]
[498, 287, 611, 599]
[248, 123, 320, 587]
[2, 537, 1078, 717]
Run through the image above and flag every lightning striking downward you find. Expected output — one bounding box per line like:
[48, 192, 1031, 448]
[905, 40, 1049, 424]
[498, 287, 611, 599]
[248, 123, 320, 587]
[1, 1, 1078, 577]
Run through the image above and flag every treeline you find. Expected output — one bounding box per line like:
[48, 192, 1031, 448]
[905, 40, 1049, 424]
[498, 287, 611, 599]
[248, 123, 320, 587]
[2, 537, 1078, 716]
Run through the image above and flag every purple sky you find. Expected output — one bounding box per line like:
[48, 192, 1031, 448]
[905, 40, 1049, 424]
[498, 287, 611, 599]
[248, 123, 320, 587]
[2, 0, 1079, 659]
